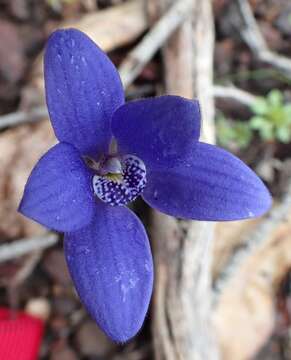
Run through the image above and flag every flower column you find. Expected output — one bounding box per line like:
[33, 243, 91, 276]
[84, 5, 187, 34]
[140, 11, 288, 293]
[149, 0, 219, 359]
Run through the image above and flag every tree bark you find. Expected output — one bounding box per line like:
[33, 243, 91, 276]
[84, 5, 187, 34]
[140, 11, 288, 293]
[149, 0, 219, 359]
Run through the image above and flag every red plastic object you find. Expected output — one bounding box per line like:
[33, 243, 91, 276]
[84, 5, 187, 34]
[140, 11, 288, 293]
[0, 308, 44, 360]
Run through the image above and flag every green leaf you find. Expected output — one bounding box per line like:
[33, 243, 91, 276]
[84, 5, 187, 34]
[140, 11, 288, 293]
[268, 89, 283, 107]
[235, 122, 253, 148]
[248, 90, 291, 143]
[283, 104, 291, 120]
[249, 116, 267, 129]
[216, 116, 252, 149]
[250, 97, 269, 115]
[258, 122, 274, 141]
[276, 127, 291, 143]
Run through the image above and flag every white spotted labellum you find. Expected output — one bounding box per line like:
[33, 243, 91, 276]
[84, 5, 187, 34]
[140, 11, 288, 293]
[19, 29, 272, 342]
[93, 154, 146, 206]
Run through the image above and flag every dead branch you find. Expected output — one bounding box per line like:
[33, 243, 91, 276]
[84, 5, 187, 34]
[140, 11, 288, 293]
[22, 0, 148, 110]
[150, 0, 219, 359]
[212, 85, 257, 107]
[0, 233, 58, 263]
[66, 0, 148, 52]
[234, 0, 291, 78]
[0, 85, 258, 129]
[0, 106, 48, 130]
[151, 0, 193, 97]
[11, 251, 42, 286]
[6, 251, 43, 311]
[213, 182, 291, 303]
[119, 0, 194, 89]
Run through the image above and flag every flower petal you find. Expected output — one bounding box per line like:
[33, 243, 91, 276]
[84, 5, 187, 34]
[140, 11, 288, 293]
[143, 142, 272, 220]
[112, 96, 201, 168]
[44, 28, 124, 157]
[19, 142, 95, 232]
[64, 204, 153, 342]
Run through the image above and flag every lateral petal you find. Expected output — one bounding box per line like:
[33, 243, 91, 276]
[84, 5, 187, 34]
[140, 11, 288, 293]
[143, 142, 272, 220]
[19, 142, 95, 232]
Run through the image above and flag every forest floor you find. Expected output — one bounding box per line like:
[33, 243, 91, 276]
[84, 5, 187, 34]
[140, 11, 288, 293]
[1, 0, 291, 359]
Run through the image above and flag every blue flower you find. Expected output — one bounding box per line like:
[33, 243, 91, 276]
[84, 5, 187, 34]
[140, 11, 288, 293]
[19, 29, 271, 342]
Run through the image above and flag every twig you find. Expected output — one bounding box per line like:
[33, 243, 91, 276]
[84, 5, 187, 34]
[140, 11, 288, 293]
[11, 251, 42, 286]
[212, 85, 257, 107]
[0, 233, 58, 263]
[0, 85, 257, 131]
[119, 0, 193, 89]
[213, 182, 291, 303]
[235, 0, 267, 52]
[234, 0, 291, 78]
[0, 106, 48, 130]
[150, 0, 219, 358]
[7, 251, 43, 310]
[68, 0, 147, 52]
[159, 0, 194, 97]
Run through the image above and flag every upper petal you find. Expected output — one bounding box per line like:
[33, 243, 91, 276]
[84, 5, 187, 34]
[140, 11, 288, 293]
[143, 142, 272, 221]
[44, 28, 124, 157]
[64, 203, 153, 342]
[19, 142, 95, 232]
[112, 96, 201, 168]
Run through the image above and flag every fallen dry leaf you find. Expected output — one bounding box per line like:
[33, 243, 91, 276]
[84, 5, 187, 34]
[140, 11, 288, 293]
[0, 120, 56, 239]
[22, 0, 147, 109]
[213, 211, 291, 360]
[213, 219, 259, 278]
[0, 20, 26, 102]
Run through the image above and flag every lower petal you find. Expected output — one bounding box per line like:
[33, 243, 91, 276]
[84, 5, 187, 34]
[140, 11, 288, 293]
[143, 142, 272, 221]
[64, 204, 153, 342]
[19, 142, 95, 232]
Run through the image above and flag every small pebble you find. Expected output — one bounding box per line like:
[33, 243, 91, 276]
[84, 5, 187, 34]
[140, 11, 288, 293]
[25, 297, 51, 321]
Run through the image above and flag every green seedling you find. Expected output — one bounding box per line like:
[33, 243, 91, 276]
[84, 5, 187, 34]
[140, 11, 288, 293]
[250, 89, 291, 143]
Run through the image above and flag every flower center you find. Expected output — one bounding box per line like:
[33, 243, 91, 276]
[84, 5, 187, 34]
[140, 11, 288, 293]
[91, 155, 146, 206]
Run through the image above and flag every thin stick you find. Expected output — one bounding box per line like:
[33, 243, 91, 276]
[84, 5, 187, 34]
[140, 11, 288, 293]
[213, 182, 291, 303]
[0, 106, 48, 130]
[150, 0, 219, 358]
[0, 85, 257, 130]
[235, 0, 291, 78]
[119, 0, 193, 89]
[7, 251, 43, 310]
[160, 0, 194, 98]
[11, 251, 42, 286]
[212, 85, 257, 107]
[0, 233, 58, 263]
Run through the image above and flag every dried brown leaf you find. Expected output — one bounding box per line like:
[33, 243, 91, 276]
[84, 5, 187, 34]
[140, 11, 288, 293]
[214, 211, 291, 359]
[0, 120, 56, 239]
